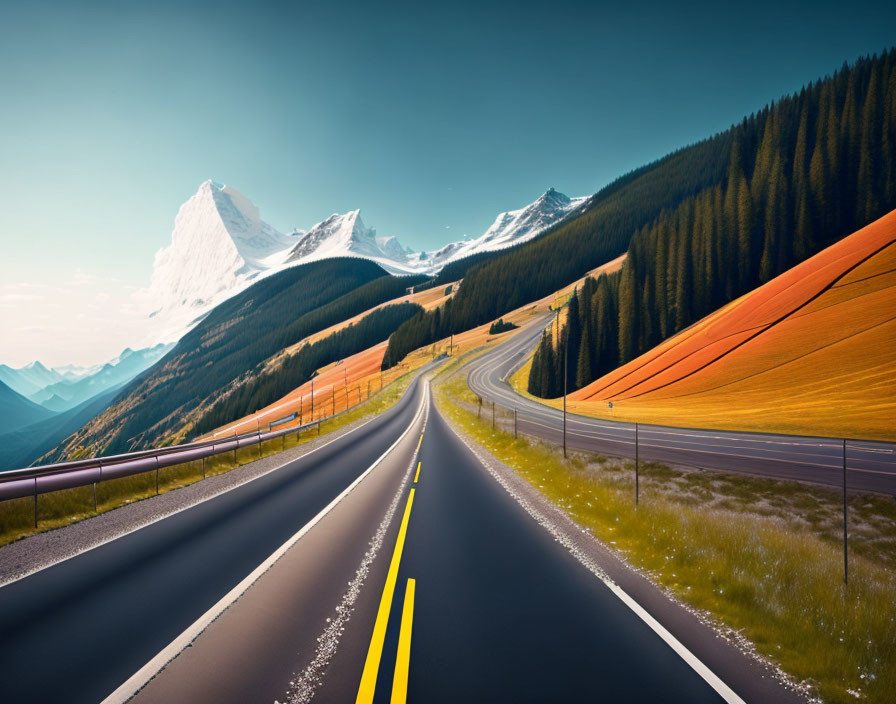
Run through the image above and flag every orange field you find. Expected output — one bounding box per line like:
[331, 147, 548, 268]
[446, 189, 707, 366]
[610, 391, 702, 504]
[565, 210, 896, 441]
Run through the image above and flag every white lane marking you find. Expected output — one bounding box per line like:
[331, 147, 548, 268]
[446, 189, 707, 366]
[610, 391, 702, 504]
[468, 335, 895, 471]
[441, 409, 745, 704]
[0, 380, 425, 589]
[102, 383, 430, 704]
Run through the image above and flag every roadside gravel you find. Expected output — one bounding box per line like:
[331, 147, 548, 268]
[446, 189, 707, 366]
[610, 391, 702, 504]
[0, 414, 376, 587]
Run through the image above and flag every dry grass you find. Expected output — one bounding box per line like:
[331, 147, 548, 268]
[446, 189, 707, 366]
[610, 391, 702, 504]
[567, 213, 896, 442]
[436, 366, 896, 704]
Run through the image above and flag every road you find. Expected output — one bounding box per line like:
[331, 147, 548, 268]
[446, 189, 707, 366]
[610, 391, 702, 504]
[0, 369, 800, 703]
[467, 316, 896, 494]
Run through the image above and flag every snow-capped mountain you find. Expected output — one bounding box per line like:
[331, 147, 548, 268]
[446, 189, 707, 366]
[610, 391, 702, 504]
[141, 180, 300, 341]
[425, 187, 589, 268]
[140, 180, 588, 344]
[285, 210, 419, 275]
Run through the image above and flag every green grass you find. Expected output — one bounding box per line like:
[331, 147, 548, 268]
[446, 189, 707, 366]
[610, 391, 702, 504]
[0, 368, 418, 548]
[434, 366, 896, 704]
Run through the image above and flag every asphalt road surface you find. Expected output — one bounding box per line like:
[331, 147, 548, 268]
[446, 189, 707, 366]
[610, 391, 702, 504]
[0, 371, 803, 703]
[467, 316, 896, 495]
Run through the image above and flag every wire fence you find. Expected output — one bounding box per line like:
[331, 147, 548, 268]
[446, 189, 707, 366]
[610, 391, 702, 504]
[470, 393, 894, 585]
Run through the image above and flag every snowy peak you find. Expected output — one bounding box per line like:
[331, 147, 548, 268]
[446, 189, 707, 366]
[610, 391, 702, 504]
[143, 180, 299, 341]
[285, 209, 417, 274]
[475, 187, 588, 251]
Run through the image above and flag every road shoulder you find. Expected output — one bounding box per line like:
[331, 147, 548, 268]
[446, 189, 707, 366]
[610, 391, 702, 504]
[435, 392, 809, 704]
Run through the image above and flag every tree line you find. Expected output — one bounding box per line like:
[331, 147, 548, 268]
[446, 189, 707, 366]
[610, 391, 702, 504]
[529, 50, 896, 397]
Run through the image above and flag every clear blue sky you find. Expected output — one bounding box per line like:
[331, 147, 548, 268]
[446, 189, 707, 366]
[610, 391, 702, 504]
[1, 0, 893, 366]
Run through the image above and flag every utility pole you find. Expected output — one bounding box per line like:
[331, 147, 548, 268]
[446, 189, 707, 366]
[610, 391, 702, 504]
[843, 439, 848, 585]
[563, 325, 568, 459]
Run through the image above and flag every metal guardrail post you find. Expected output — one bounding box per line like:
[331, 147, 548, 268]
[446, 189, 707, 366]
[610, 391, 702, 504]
[257, 432, 263, 460]
[492, 401, 495, 429]
[514, 409, 518, 438]
[155, 455, 160, 495]
[33, 478, 38, 528]
[94, 463, 99, 512]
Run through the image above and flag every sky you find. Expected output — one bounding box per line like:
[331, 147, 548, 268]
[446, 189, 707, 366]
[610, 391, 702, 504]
[1, 0, 894, 367]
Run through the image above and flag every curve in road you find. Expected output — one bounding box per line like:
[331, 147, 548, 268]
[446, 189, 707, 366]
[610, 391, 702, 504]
[466, 317, 896, 494]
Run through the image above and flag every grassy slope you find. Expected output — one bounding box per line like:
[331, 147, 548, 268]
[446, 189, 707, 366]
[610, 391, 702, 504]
[560, 210, 896, 441]
[435, 363, 896, 704]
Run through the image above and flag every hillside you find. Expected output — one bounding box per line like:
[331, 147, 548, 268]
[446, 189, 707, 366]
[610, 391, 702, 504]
[43, 258, 423, 460]
[0, 380, 55, 433]
[386, 50, 896, 373]
[563, 210, 896, 440]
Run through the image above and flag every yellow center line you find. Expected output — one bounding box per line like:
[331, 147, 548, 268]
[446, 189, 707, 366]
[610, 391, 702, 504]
[413, 461, 421, 483]
[416, 433, 424, 451]
[390, 578, 416, 704]
[356, 488, 416, 704]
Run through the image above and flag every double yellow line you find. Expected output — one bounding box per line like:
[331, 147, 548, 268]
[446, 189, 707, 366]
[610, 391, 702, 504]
[356, 432, 424, 704]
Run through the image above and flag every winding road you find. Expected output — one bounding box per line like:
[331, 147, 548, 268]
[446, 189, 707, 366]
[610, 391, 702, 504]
[0, 369, 801, 703]
[467, 316, 896, 495]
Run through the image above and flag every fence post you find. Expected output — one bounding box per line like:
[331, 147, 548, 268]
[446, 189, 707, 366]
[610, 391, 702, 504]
[843, 439, 848, 586]
[635, 423, 640, 507]
[282, 432, 286, 452]
[318, 420, 321, 435]
[478, 396, 482, 418]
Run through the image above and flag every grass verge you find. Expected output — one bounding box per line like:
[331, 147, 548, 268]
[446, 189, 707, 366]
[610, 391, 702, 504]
[434, 363, 896, 704]
[0, 369, 418, 548]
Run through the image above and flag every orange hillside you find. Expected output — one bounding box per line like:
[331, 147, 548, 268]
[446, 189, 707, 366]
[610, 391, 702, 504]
[567, 209, 896, 440]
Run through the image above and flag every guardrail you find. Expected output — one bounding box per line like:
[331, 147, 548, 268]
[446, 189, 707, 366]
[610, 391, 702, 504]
[0, 414, 324, 526]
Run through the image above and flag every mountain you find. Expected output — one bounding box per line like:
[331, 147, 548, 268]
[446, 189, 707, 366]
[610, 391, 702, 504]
[0, 380, 55, 433]
[285, 210, 420, 274]
[52, 362, 103, 382]
[140, 181, 586, 345]
[142, 180, 300, 341]
[565, 209, 896, 441]
[0, 386, 121, 471]
[0, 361, 64, 398]
[28, 344, 173, 412]
[423, 188, 589, 268]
